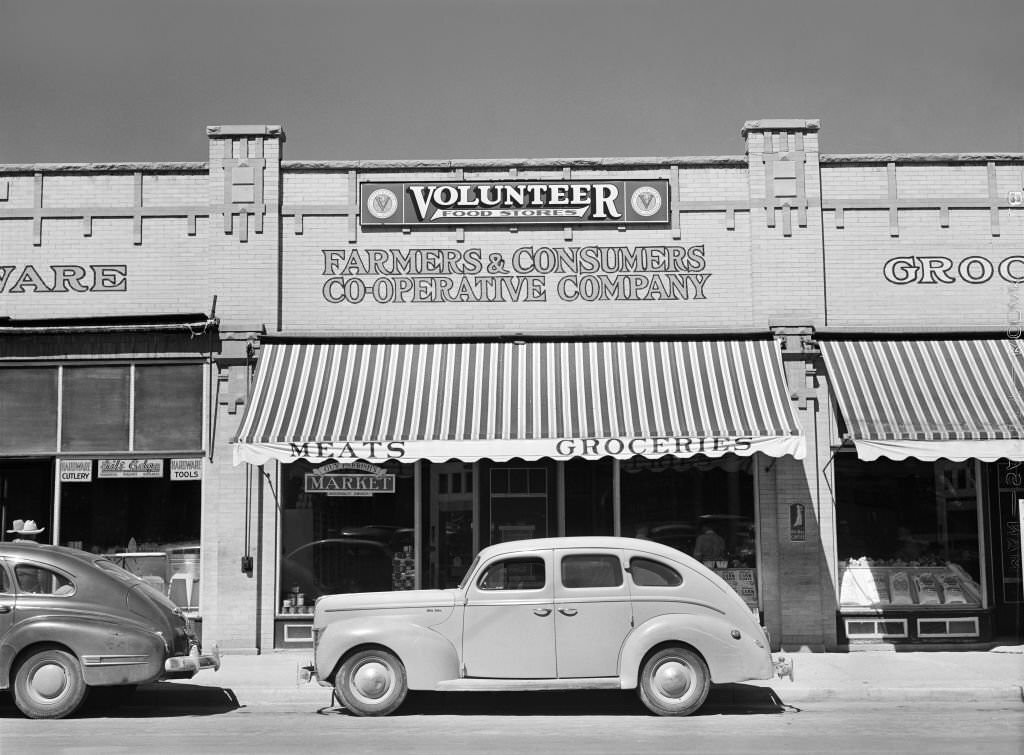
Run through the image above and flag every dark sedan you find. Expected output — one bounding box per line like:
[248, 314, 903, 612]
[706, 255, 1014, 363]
[0, 542, 219, 719]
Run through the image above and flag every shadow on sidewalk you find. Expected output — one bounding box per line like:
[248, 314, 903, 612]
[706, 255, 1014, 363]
[0, 682, 241, 719]
[316, 682, 790, 717]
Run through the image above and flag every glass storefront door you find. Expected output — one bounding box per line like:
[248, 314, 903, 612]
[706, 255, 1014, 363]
[488, 464, 551, 545]
[430, 462, 474, 588]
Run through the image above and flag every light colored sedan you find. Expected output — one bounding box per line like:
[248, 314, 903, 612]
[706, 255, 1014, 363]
[305, 536, 791, 716]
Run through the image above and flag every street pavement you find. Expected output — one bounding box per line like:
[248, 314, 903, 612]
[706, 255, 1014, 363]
[151, 644, 1024, 710]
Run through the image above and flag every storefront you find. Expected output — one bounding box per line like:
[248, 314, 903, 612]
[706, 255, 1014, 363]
[821, 337, 1023, 642]
[0, 318, 214, 621]
[1, 119, 1020, 652]
[231, 338, 806, 645]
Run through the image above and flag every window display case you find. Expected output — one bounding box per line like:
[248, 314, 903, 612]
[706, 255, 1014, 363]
[839, 561, 981, 609]
[839, 560, 985, 642]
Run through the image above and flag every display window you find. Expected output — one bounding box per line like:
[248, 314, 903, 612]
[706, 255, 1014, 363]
[59, 461, 202, 610]
[620, 456, 756, 567]
[619, 455, 758, 613]
[279, 459, 415, 614]
[836, 457, 983, 610]
[563, 458, 614, 536]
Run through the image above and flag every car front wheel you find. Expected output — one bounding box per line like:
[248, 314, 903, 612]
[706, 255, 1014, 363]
[335, 648, 408, 716]
[638, 646, 710, 716]
[13, 648, 88, 719]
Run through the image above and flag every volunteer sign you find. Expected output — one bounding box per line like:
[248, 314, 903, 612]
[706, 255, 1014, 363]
[361, 179, 670, 227]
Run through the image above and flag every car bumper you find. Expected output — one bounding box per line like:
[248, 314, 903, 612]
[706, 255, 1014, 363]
[164, 643, 221, 677]
[299, 664, 333, 688]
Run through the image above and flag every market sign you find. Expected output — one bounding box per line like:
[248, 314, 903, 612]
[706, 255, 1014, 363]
[98, 458, 164, 479]
[305, 460, 395, 497]
[360, 179, 670, 227]
[59, 459, 93, 482]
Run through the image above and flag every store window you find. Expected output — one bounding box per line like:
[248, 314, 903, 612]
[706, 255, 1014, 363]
[619, 455, 758, 613]
[63, 366, 130, 452]
[488, 465, 550, 544]
[134, 364, 204, 451]
[279, 460, 415, 614]
[836, 457, 983, 611]
[0, 368, 58, 453]
[620, 456, 756, 567]
[563, 458, 613, 536]
[59, 464, 201, 608]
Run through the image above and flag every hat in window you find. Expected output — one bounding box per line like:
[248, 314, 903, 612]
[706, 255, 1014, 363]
[7, 519, 45, 535]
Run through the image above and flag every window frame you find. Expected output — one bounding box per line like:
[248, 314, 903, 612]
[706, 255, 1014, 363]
[560, 553, 624, 589]
[13, 562, 76, 596]
[476, 556, 547, 592]
[628, 556, 683, 588]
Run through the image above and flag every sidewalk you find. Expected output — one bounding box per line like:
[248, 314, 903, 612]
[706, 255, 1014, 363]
[160, 645, 1024, 708]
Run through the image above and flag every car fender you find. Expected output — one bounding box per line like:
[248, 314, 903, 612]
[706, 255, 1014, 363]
[0, 614, 165, 689]
[315, 617, 460, 690]
[618, 613, 772, 687]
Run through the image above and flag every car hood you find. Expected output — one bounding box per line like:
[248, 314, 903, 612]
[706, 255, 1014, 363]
[314, 588, 459, 628]
[316, 588, 457, 613]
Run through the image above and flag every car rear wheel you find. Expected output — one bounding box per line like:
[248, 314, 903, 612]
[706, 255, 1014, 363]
[335, 648, 408, 716]
[13, 648, 88, 719]
[637, 646, 710, 716]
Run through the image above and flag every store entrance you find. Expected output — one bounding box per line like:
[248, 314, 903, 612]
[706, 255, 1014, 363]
[989, 461, 1023, 639]
[429, 462, 475, 588]
[0, 459, 53, 540]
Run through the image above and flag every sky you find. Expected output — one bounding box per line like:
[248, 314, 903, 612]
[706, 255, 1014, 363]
[1, 0, 1022, 164]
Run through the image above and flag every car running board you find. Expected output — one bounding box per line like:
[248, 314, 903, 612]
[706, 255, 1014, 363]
[436, 677, 622, 692]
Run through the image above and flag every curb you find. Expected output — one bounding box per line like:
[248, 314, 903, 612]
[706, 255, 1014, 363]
[766, 686, 1024, 704]
[154, 681, 1024, 707]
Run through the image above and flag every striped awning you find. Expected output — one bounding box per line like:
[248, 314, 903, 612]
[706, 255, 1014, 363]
[820, 338, 1024, 462]
[232, 339, 805, 465]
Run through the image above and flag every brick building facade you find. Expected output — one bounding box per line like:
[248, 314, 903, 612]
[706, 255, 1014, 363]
[1, 119, 1020, 652]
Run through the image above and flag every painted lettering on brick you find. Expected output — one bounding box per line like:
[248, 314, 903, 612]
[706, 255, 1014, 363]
[320, 246, 711, 304]
[883, 255, 1024, 285]
[0, 264, 128, 294]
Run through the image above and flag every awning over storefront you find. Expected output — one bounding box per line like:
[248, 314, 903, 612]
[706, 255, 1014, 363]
[820, 338, 1024, 462]
[232, 339, 806, 465]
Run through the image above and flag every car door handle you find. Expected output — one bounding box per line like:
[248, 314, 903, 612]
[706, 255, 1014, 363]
[533, 608, 552, 617]
[558, 608, 578, 617]
[0, 605, 10, 614]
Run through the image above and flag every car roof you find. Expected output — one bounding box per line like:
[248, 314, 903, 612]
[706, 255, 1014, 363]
[476, 536, 692, 564]
[0, 542, 104, 570]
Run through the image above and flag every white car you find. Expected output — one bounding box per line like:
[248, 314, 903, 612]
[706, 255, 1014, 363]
[305, 536, 791, 716]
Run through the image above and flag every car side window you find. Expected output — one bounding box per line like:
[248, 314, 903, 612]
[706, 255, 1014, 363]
[15, 564, 74, 596]
[561, 554, 623, 588]
[0, 564, 9, 593]
[478, 557, 546, 591]
[629, 557, 683, 587]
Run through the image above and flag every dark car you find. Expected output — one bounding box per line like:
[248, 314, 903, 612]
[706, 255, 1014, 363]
[0, 542, 219, 719]
[281, 538, 393, 601]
